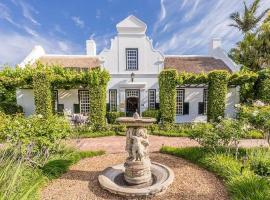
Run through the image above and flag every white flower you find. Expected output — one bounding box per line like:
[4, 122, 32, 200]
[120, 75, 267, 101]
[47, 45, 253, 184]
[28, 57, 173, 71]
[37, 114, 43, 118]
[253, 100, 265, 107]
[252, 110, 259, 117]
[234, 104, 241, 108]
[217, 116, 223, 120]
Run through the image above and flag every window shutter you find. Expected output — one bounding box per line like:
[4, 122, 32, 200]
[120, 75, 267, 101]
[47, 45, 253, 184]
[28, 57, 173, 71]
[57, 104, 64, 113]
[73, 104, 80, 114]
[183, 102, 189, 115]
[198, 102, 204, 114]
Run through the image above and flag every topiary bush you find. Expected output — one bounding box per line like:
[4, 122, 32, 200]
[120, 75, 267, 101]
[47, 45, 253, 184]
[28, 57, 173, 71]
[207, 71, 229, 122]
[159, 69, 178, 123]
[142, 109, 160, 122]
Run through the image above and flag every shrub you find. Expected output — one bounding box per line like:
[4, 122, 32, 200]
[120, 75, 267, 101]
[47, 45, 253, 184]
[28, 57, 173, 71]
[1, 114, 71, 163]
[106, 111, 125, 124]
[248, 148, 270, 177]
[207, 71, 229, 122]
[142, 109, 160, 122]
[0, 102, 23, 114]
[245, 129, 264, 139]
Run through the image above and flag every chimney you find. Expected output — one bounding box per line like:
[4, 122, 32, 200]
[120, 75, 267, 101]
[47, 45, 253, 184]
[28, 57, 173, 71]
[86, 39, 96, 56]
[209, 38, 221, 53]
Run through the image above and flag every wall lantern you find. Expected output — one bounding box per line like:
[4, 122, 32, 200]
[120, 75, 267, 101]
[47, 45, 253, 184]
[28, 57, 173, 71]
[131, 72, 135, 82]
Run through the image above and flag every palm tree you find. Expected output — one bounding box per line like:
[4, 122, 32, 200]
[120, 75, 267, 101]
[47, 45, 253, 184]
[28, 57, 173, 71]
[229, 0, 270, 33]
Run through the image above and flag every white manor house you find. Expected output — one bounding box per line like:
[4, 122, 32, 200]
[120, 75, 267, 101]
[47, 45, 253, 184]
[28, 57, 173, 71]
[17, 15, 240, 123]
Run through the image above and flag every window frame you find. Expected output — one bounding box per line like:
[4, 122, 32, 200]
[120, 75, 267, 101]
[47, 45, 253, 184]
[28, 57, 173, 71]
[126, 48, 138, 70]
[203, 89, 208, 115]
[148, 89, 156, 110]
[109, 89, 117, 112]
[78, 90, 90, 115]
[176, 88, 185, 115]
[53, 90, 58, 112]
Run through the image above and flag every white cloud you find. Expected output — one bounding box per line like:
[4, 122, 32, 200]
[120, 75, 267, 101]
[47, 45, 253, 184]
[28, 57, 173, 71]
[71, 16, 85, 28]
[152, 0, 270, 55]
[0, 31, 82, 67]
[0, 3, 20, 27]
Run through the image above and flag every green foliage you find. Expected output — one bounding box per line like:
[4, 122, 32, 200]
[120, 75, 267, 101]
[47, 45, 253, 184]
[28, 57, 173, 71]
[256, 68, 270, 103]
[148, 123, 192, 137]
[32, 69, 52, 118]
[190, 118, 247, 154]
[248, 148, 270, 177]
[159, 69, 177, 123]
[87, 68, 110, 129]
[0, 102, 23, 114]
[142, 109, 160, 122]
[245, 129, 264, 139]
[207, 71, 229, 122]
[0, 148, 104, 200]
[1, 114, 71, 162]
[161, 146, 270, 200]
[106, 111, 125, 124]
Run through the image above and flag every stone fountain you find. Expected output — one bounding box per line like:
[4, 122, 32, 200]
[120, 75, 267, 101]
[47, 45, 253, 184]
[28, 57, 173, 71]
[98, 112, 174, 197]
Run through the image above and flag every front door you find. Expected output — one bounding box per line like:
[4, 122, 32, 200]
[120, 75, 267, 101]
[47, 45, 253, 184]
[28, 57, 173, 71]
[126, 89, 140, 117]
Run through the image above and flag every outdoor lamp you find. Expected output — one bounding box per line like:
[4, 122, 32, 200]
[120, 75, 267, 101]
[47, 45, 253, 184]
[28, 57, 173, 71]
[131, 72, 135, 82]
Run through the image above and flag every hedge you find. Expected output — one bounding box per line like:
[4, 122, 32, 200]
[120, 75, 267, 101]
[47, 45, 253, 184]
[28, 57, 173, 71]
[207, 71, 229, 121]
[256, 68, 270, 103]
[33, 70, 53, 118]
[142, 109, 160, 122]
[159, 70, 178, 123]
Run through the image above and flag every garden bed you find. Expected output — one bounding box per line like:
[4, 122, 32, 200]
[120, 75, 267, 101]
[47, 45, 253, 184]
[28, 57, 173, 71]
[160, 146, 270, 200]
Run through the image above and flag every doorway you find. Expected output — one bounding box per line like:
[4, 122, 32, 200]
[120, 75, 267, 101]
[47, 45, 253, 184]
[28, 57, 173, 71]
[125, 89, 140, 117]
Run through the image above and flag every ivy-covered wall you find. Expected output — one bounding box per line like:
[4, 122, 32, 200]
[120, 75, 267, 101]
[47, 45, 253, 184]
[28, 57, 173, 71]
[207, 71, 229, 122]
[32, 70, 52, 118]
[87, 69, 110, 129]
[159, 69, 177, 123]
[256, 68, 270, 103]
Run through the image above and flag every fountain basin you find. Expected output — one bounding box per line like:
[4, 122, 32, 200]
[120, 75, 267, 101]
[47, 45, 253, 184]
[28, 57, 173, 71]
[98, 162, 174, 197]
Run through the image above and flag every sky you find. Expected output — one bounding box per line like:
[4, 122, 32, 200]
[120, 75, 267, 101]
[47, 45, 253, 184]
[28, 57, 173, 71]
[0, 0, 270, 66]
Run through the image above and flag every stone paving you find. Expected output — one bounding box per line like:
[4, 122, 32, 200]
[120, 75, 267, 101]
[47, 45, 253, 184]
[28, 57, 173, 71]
[67, 136, 269, 153]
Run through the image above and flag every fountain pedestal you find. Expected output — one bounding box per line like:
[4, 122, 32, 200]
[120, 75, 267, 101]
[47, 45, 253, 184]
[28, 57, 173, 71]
[98, 113, 174, 197]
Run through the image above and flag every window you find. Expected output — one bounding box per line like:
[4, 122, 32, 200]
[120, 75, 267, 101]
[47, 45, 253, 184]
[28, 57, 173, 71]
[109, 89, 117, 111]
[53, 90, 58, 112]
[126, 48, 138, 70]
[203, 89, 208, 115]
[176, 89, 184, 115]
[148, 89, 156, 110]
[79, 90, 90, 114]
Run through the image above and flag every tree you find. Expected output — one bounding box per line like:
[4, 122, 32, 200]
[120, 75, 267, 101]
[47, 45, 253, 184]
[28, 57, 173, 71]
[229, 0, 269, 33]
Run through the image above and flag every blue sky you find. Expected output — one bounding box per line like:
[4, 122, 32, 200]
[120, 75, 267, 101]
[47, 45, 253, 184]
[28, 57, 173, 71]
[0, 0, 270, 66]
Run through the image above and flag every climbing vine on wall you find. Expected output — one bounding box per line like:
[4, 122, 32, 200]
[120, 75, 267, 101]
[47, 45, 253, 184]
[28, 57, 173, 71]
[32, 68, 53, 118]
[207, 71, 229, 122]
[256, 68, 270, 103]
[159, 69, 178, 123]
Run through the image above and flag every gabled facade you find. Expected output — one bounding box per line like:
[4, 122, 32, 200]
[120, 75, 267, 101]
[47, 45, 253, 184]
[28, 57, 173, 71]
[17, 15, 240, 122]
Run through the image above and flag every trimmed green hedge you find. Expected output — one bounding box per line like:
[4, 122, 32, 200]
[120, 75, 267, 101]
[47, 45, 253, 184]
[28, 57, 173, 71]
[207, 71, 229, 121]
[33, 70, 53, 118]
[106, 111, 125, 124]
[256, 68, 270, 103]
[142, 109, 160, 122]
[0, 102, 23, 114]
[159, 70, 177, 123]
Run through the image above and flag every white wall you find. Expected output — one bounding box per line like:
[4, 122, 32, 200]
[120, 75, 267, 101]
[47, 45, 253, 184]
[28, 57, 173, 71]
[58, 89, 79, 114]
[225, 87, 240, 118]
[16, 89, 35, 116]
[175, 88, 207, 123]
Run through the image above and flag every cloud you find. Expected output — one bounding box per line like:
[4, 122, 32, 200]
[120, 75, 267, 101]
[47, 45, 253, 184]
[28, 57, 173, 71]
[71, 16, 85, 28]
[11, 0, 40, 25]
[0, 31, 82, 67]
[0, 3, 20, 27]
[152, 0, 270, 55]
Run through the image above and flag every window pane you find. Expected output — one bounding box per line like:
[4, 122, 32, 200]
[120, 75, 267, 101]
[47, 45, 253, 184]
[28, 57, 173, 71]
[126, 48, 138, 70]
[203, 89, 208, 115]
[148, 90, 156, 110]
[176, 89, 184, 115]
[109, 90, 117, 111]
[79, 90, 90, 114]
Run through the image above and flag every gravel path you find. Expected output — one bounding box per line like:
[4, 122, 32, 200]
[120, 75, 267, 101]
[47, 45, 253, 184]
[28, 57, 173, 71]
[67, 136, 268, 153]
[41, 153, 229, 200]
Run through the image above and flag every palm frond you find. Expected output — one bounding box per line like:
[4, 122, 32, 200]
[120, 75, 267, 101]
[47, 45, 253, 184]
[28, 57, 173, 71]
[255, 8, 270, 24]
[250, 0, 260, 14]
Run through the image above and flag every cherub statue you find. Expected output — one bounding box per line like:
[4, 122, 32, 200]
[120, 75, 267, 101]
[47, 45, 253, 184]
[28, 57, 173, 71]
[130, 129, 149, 161]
